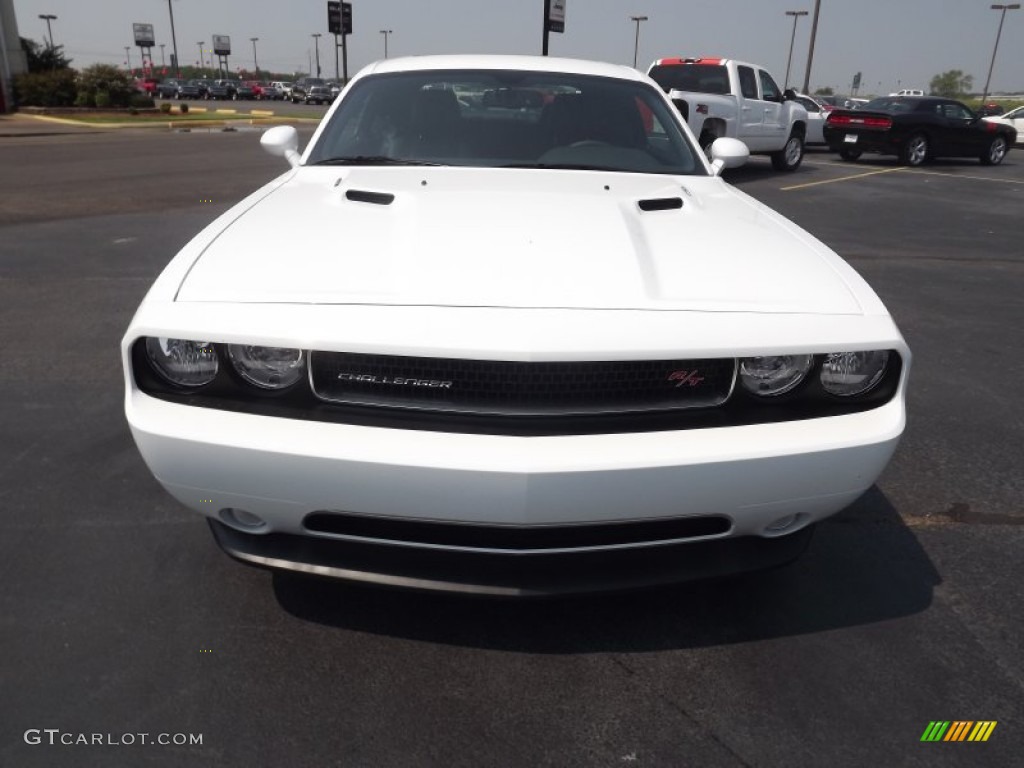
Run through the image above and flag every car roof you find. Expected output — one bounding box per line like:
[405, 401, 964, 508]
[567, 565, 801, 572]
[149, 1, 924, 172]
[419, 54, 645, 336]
[360, 54, 644, 83]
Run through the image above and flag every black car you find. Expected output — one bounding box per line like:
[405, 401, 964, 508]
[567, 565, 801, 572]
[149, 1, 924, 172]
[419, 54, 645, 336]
[154, 79, 185, 99]
[823, 96, 1017, 166]
[207, 80, 241, 100]
[192, 79, 213, 99]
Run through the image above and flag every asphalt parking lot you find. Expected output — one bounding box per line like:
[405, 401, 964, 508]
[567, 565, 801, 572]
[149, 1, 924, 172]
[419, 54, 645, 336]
[1, 124, 1022, 767]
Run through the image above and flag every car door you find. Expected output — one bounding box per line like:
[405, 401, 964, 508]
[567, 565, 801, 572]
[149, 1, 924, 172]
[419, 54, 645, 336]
[941, 102, 982, 156]
[757, 69, 786, 148]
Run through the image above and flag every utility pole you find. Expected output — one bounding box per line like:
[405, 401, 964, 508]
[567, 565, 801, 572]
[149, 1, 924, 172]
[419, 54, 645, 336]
[167, 0, 181, 78]
[802, 0, 821, 94]
[250, 37, 259, 79]
[783, 11, 808, 90]
[312, 33, 322, 77]
[630, 16, 648, 69]
[981, 4, 1020, 105]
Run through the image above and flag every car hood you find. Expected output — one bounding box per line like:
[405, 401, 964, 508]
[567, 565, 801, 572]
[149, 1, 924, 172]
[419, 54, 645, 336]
[176, 167, 864, 315]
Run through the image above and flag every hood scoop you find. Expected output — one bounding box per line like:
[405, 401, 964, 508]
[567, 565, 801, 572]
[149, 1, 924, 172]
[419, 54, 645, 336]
[346, 189, 395, 206]
[637, 197, 683, 212]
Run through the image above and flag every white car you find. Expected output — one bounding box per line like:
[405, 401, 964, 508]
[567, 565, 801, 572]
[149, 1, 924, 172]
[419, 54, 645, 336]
[985, 105, 1024, 143]
[793, 93, 827, 144]
[122, 55, 910, 596]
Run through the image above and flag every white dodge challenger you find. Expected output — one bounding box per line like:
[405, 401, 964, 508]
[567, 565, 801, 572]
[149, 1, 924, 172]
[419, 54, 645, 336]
[122, 56, 910, 596]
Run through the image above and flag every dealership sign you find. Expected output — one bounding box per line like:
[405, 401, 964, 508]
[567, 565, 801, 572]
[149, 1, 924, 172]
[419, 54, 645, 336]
[133, 23, 155, 48]
[212, 35, 231, 56]
[548, 0, 566, 33]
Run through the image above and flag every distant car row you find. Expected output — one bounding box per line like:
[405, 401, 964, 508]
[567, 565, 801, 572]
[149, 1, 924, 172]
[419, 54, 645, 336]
[150, 77, 344, 104]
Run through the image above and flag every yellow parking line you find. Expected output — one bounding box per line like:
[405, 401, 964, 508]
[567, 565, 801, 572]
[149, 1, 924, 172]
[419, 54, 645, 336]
[215, 109, 238, 114]
[782, 167, 907, 191]
[905, 169, 1024, 185]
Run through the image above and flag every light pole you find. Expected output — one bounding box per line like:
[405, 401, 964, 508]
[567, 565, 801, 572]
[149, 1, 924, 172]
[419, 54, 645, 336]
[125, 46, 132, 73]
[801, 0, 821, 94]
[312, 33, 322, 77]
[380, 29, 393, 59]
[250, 37, 259, 79]
[166, 1, 181, 78]
[629, 16, 648, 69]
[38, 14, 57, 50]
[159, 43, 166, 68]
[197, 42, 205, 74]
[981, 4, 1020, 105]
[783, 10, 807, 90]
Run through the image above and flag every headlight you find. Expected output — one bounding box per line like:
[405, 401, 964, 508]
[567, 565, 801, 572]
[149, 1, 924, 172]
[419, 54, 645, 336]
[227, 345, 305, 390]
[820, 351, 889, 397]
[145, 337, 219, 387]
[739, 355, 813, 397]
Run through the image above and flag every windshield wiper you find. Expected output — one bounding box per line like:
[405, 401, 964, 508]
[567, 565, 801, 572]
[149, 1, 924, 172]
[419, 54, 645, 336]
[310, 155, 444, 167]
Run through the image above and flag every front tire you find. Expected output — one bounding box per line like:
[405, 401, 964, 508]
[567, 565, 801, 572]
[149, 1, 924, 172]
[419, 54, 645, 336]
[980, 136, 1008, 166]
[900, 133, 929, 166]
[771, 132, 804, 171]
[838, 148, 862, 161]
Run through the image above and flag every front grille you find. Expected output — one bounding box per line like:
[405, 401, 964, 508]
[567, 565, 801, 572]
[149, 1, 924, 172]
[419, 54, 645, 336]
[303, 511, 732, 552]
[309, 352, 736, 416]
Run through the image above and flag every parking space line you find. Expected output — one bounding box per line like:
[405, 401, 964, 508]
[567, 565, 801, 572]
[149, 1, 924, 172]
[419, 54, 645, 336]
[781, 167, 907, 191]
[904, 169, 1024, 185]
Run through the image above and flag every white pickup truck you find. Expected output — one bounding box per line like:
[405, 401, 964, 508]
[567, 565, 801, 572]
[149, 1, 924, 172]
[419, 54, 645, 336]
[647, 57, 808, 171]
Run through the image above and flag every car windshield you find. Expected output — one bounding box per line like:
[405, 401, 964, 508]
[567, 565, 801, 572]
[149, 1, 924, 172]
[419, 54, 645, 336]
[308, 69, 703, 175]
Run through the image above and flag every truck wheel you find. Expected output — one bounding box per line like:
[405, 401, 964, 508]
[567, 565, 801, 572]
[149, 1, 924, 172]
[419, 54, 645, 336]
[900, 134, 929, 166]
[838, 148, 862, 161]
[980, 136, 1007, 166]
[771, 132, 804, 171]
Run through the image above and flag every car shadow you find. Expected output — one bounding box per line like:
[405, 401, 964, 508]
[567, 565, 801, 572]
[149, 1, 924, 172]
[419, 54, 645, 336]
[272, 487, 939, 653]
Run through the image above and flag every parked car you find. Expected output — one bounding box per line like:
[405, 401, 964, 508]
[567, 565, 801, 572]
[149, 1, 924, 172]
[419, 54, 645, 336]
[793, 93, 828, 144]
[192, 79, 213, 99]
[135, 77, 160, 97]
[824, 96, 1017, 166]
[291, 77, 331, 104]
[647, 56, 809, 170]
[327, 80, 342, 99]
[984, 105, 1024, 143]
[122, 55, 910, 596]
[258, 83, 283, 101]
[270, 81, 294, 99]
[207, 79, 240, 100]
[155, 78, 186, 99]
[976, 102, 1004, 118]
[235, 82, 257, 100]
[889, 89, 924, 97]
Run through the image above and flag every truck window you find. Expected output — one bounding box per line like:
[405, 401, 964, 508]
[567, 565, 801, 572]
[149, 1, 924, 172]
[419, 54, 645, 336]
[737, 66, 758, 100]
[759, 71, 782, 102]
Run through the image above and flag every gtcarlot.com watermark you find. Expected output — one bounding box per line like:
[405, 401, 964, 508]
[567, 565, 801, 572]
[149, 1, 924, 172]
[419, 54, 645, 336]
[24, 729, 202, 747]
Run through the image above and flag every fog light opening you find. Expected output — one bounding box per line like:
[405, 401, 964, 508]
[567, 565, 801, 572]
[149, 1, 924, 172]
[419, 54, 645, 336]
[219, 508, 267, 532]
[763, 513, 807, 536]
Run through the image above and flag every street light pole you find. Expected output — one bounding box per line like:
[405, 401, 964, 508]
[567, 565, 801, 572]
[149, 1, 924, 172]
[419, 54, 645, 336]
[783, 11, 808, 90]
[629, 16, 648, 69]
[801, 0, 821, 94]
[159, 43, 166, 68]
[167, 0, 181, 78]
[250, 37, 259, 79]
[311, 33, 322, 77]
[197, 42, 204, 75]
[125, 46, 132, 73]
[38, 14, 57, 50]
[981, 4, 1020, 105]
[380, 29, 393, 59]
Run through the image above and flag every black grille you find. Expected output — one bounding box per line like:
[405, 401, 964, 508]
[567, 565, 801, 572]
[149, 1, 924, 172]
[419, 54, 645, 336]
[309, 352, 735, 416]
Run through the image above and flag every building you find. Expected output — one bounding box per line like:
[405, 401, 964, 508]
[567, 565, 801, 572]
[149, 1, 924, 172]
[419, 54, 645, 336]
[0, 0, 27, 112]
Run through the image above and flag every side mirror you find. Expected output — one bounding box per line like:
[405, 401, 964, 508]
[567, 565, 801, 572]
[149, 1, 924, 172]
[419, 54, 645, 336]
[783, 88, 798, 102]
[708, 137, 749, 176]
[261, 125, 300, 168]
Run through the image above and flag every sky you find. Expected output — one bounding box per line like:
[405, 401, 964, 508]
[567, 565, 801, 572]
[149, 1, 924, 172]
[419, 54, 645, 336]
[10, 0, 1024, 95]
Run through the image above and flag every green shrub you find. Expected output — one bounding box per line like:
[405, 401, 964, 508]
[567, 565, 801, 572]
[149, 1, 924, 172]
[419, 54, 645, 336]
[74, 90, 95, 108]
[94, 90, 112, 108]
[130, 93, 155, 109]
[180, 103, 189, 114]
[12, 69, 78, 107]
[78, 64, 135, 107]
[159, 102, 172, 114]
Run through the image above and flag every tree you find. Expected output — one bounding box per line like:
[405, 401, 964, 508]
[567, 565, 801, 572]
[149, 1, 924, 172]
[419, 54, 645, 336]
[20, 37, 72, 72]
[814, 86, 834, 96]
[77, 64, 137, 108]
[929, 70, 973, 98]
